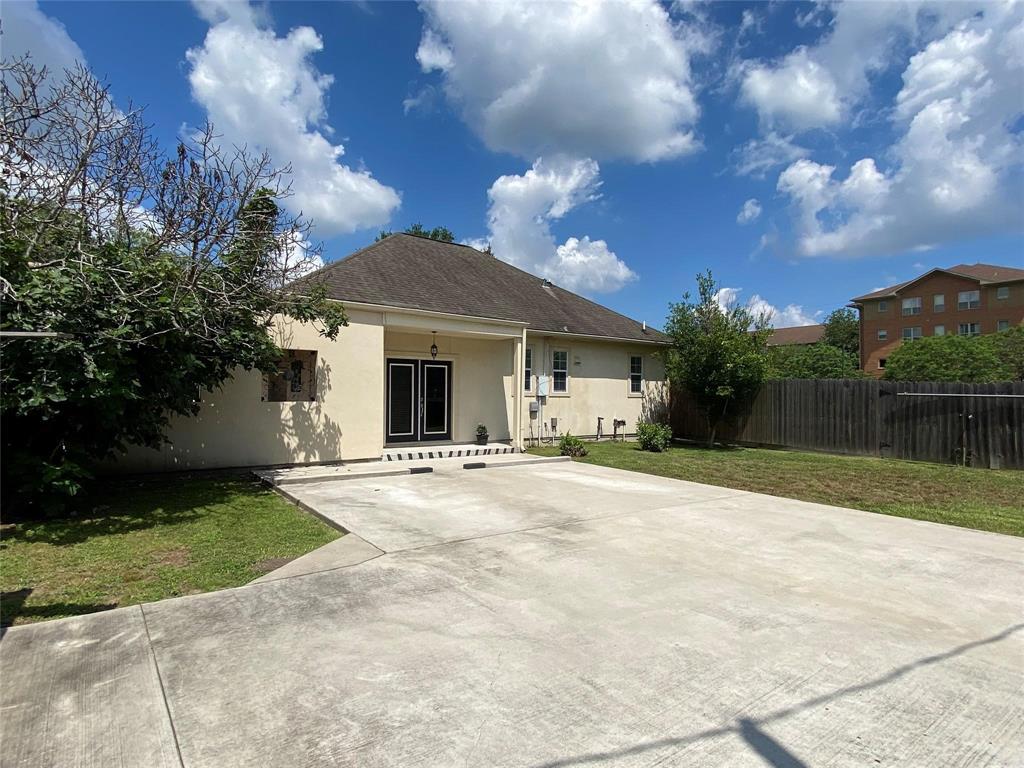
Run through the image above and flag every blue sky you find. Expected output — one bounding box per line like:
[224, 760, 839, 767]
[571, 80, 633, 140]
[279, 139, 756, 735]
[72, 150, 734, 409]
[7, 0, 1023, 329]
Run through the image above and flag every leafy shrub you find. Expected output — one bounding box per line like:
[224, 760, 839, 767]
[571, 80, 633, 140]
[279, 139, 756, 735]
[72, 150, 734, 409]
[767, 343, 865, 380]
[636, 421, 672, 452]
[883, 327, 1022, 382]
[558, 433, 588, 457]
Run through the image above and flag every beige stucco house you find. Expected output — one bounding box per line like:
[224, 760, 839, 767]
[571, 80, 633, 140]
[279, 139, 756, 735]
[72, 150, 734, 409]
[116, 234, 669, 471]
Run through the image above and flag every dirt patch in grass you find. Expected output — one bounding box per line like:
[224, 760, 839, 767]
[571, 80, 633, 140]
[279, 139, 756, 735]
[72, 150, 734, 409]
[254, 556, 296, 574]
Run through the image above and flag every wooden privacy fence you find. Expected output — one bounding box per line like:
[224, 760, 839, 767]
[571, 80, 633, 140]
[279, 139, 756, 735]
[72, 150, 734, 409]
[670, 380, 1024, 469]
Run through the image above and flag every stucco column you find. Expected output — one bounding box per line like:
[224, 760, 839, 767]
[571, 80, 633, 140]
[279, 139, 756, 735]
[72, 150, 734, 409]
[512, 335, 520, 454]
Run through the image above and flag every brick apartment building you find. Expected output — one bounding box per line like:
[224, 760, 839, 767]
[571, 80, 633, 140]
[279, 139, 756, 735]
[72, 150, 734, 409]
[850, 263, 1024, 376]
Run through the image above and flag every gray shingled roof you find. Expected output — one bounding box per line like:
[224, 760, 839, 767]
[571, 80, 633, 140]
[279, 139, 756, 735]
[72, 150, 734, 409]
[766, 324, 825, 347]
[295, 234, 668, 343]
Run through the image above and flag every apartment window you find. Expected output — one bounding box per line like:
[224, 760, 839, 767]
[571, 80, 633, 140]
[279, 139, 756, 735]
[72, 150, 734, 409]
[878, 358, 887, 370]
[878, 301, 888, 312]
[552, 350, 568, 393]
[998, 320, 1010, 332]
[524, 346, 533, 391]
[958, 290, 980, 310]
[629, 355, 643, 394]
[877, 329, 888, 340]
[958, 322, 981, 337]
[997, 286, 1010, 300]
[902, 327, 922, 341]
[262, 349, 317, 402]
[933, 294, 945, 312]
[902, 297, 922, 316]
[934, 325, 945, 336]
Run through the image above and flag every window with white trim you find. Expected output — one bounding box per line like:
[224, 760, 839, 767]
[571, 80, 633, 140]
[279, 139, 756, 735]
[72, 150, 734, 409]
[878, 301, 888, 312]
[902, 297, 922, 316]
[552, 349, 568, 393]
[958, 322, 981, 336]
[997, 320, 1010, 332]
[934, 325, 945, 336]
[629, 355, 643, 394]
[878, 358, 887, 369]
[933, 294, 945, 312]
[902, 327, 922, 341]
[997, 286, 1010, 300]
[958, 290, 980, 310]
[524, 346, 533, 391]
[877, 329, 887, 340]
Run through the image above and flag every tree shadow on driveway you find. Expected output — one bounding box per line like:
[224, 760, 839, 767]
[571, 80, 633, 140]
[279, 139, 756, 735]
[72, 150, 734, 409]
[530, 622, 1024, 768]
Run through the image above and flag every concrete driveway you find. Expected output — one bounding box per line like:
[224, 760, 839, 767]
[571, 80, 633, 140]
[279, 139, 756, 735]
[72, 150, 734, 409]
[2, 461, 1022, 767]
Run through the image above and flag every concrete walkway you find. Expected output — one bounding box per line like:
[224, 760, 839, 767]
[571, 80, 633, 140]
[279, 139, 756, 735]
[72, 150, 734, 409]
[2, 461, 1022, 767]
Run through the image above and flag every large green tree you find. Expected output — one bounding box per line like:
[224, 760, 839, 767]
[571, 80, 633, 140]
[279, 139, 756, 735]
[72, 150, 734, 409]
[822, 308, 860, 357]
[664, 271, 772, 447]
[376, 223, 455, 243]
[1, 59, 346, 510]
[883, 328, 1022, 382]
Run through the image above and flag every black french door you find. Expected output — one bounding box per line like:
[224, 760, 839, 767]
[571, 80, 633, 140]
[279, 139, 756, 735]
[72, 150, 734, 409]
[386, 359, 452, 443]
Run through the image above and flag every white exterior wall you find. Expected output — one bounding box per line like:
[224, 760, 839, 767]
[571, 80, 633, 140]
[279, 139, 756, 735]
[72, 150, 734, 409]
[383, 330, 516, 444]
[112, 309, 386, 472]
[108, 312, 667, 472]
[520, 335, 668, 441]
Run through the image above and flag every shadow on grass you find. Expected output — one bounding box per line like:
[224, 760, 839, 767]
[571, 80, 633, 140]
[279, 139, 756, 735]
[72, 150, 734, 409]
[0, 475, 253, 547]
[0, 588, 118, 635]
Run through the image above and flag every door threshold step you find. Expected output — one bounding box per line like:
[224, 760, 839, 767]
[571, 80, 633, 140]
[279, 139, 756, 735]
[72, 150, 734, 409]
[383, 445, 516, 461]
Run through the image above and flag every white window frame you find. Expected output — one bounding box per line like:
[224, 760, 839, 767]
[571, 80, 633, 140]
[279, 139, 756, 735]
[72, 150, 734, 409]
[958, 290, 980, 310]
[997, 320, 1010, 332]
[902, 297, 922, 316]
[933, 294, 945, 312]
[877, 329, 888, 340]
[934, 325, 945, 336]
[878, 358, 887, 370]
[524, 346, 533, 392]
[902, 326, 922, 341]
[628, 354, 643, 396]
[997, 286, 1009, 300]
[958, 322, 981, 337]
[552, 349, 569, 394]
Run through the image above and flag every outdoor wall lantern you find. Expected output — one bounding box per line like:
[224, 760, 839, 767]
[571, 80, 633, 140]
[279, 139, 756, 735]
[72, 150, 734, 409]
[430, 331, 438, 360]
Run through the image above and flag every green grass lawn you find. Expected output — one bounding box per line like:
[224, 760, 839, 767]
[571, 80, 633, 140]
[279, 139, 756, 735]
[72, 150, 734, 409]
[1, 475, 339, 626]
[529, 441, 1024, 537]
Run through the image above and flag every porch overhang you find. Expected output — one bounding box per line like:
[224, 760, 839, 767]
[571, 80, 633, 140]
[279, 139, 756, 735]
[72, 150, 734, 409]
[373, 304, 528, 451]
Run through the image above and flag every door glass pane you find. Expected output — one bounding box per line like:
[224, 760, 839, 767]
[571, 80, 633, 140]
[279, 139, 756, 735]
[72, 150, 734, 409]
[422, 365, 447, 434]
[388, 364, 414, 436]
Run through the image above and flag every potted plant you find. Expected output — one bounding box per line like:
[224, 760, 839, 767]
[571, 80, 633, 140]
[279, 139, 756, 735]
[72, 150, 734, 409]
[475, 423, 489, 446]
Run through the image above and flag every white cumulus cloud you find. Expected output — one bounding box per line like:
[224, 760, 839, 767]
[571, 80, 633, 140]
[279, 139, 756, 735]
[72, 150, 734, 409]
[736, 1, 998, 132]
[776, 4, 1024, 258]
[715, 287, 820, 328]
[186, 0, 400, 237]
[739, 49, 842, 131]
[414, 0, 704, 162]
[473, 157, 637, 294]
[0, 0, 85, 75]
[737, 198, 762, 225]
[731, 132, 810, 178]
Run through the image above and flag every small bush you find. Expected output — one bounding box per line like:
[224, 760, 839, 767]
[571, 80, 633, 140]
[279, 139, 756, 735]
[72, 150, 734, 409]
[558, 432, 588, 457]
[636, 421, 672, 452]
